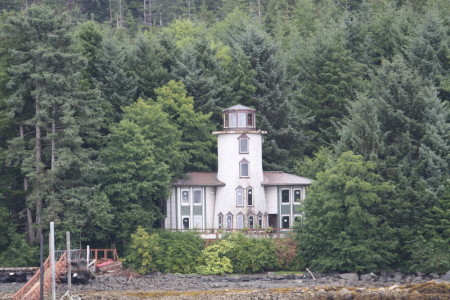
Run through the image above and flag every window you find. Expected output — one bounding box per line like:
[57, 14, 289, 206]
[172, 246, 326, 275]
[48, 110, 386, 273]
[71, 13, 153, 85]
[294, 189, 301, 203]
[238, 112, 247, 127]
[282, 216, 290, 229]
[218, 214, 223, 228]
[247, 188, 253, 206]
[247, 113, 253, 127]
[229, 113, 237, 127]
[282, 189, 290, 203]
[258, 214, 263, 228]
[193, 216, 202, 229]
[239, 138, 249, 153]
[248, 215, 254, 229]
[237, 213, 244, 229]
[224, 114, 229, 128]
[240, 160, 249, 177]
[181, 190, 189, 204]
[236, 187, 244, 207]
[226, 213, 233, 229]
[182, 217, 190, 229]
[193, 189, 202, 204]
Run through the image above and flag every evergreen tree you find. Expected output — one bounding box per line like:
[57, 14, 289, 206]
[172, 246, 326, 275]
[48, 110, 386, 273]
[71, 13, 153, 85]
[154, 80, 216, 172]
[94, 33, 137, 124]
[405, 8, 450, 102]
[3, 4, 111, 244]
[338, 56, 450, 268]
[101, 117, 170, 248]
[296, 151, 397, 273]
[288, 22, 362, 155]
[128, 31, 171, 100]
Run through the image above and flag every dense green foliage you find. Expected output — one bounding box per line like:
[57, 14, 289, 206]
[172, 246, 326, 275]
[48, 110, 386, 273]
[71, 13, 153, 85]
[0, 0, 449, 274]
[196, 233, 278, 274]
[125, 227, 204, 274]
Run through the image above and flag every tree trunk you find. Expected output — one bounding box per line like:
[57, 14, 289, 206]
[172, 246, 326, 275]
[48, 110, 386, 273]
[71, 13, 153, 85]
[21, 123, 36, 243]
[51, 104, 56, 171]
[35, 94, 43, 239]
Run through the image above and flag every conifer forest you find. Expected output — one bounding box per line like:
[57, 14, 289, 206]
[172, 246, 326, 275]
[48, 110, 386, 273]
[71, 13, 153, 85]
[0, 0, 449, 274]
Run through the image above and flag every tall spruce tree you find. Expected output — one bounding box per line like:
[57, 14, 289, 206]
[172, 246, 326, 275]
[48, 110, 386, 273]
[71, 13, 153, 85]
[338, 56, 450, 267]
[296, 151, 396, 273]
[288, 22, 362, 155]
[3, 5, 112, 244]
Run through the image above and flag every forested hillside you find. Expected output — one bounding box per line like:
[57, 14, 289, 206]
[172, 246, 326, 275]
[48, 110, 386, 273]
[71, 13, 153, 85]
[0, 0, 449, 273]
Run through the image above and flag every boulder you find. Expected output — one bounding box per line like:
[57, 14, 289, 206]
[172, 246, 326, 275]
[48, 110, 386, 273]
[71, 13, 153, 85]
[440, 271, 450, 282]
[339, 273, 359, 281]
[360, 272, 378, 282]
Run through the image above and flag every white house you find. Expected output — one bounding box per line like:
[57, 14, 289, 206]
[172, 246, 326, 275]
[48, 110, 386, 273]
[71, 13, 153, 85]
[164, 105, 312, 231]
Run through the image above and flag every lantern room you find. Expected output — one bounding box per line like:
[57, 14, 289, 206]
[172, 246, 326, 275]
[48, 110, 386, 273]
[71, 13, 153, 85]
[223, 104, 256, 130]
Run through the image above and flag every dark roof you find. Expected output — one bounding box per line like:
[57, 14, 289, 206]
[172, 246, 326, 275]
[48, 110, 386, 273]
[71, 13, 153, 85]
[263, 171, 312, 186]
[224, 104, 255, 111]
[172, 172, 225, 186]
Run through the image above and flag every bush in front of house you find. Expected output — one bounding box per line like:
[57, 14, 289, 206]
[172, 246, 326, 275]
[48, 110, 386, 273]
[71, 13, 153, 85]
[125, 227, 204, 274]
[196, 233, 279, 274]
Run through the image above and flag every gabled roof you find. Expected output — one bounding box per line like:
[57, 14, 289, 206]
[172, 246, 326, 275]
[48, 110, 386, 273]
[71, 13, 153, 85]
[262, 171, 312, 186]
[172, 172, 225, 187]
[224, 104, 255, 111]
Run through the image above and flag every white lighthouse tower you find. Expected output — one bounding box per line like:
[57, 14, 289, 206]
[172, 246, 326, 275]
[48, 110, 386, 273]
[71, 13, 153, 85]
[213, 105, 267, 229]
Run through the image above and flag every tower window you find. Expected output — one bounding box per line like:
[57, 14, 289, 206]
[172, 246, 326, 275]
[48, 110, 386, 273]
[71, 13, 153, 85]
[247, 188, 253, 206]
[238, 112, 247, 127]
[240, 160, 249, 177]
[239, 138, 249, 153]
[236, 187, 244, 207]
[247, 113, 253, 127]
[229, 113, 237, 127]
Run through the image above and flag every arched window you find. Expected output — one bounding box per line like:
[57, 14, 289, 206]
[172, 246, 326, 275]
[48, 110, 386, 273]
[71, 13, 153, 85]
[248, 214, 254, 229]
[236, 212, 244, 229]
[218, 213, 223, 229]
[240, 159, 249, 177]
[226, 212, 233, 229]
[236, 187, 244, 207]
[247, 188, 253, 206]
[257, 212, 263, 228]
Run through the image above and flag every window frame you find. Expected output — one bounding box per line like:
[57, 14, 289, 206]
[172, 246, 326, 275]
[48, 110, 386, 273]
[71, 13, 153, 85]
[282, 215, 290, 229]
[247, 188, 253, 206]
[236, 187, 244, 207]
[236, 213, 244, 229]
[239, 138, 249, 154]
[218, 213, 223, 229]
[293, 188, 301, 204]
[182, 216, 190, 230]
[193, 215, 202, 229]
[181, 189, 190, 205]
[281, 189, 290, 204]
[248, 214, 254, 229]
[193, 189, 202, 205]
[226, 213, 233, 229]
[240, 160, 249, 178]
[229, 113, 237, 127]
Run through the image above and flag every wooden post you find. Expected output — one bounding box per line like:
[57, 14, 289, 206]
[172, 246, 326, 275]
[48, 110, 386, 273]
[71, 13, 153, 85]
[66, 231, 71, 291]
[39, 233, 44, 300]
[50, 222, 56, 300]
[86, 245, 90, 267]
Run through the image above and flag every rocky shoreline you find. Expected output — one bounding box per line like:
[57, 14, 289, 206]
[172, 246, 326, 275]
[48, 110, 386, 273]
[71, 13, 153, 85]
[1, 271, 449, 299]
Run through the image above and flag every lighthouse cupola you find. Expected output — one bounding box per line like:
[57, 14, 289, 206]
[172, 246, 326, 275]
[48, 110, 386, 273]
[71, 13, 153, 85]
[223, 105, 256, 131]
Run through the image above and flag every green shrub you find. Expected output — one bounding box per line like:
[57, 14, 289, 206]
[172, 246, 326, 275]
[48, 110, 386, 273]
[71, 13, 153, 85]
[196, 240, 233, 275]
[125, 227, 204, 274]
[0, 233, 39, 267]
